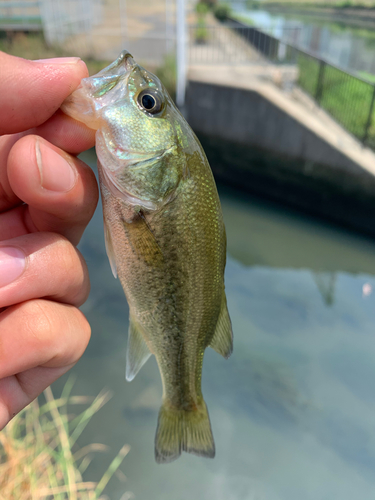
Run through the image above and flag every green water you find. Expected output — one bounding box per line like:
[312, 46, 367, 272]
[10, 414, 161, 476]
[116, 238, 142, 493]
[53, 148, 375, 499]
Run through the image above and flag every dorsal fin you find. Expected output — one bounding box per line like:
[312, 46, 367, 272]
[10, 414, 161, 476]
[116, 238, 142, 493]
[209, 291, 233, 359]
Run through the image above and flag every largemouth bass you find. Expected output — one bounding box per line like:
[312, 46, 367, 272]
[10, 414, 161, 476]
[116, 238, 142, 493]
[62, 51, 233, 463]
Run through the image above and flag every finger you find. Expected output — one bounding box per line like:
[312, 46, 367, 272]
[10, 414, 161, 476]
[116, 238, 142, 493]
[32, 110, 96, 155]
[0, 299, 91, 379]
[0, 299, 91, 378]
[0, 365, 74, 429]
[6, 135, 99, 245]
[0, 134, 25, 211]
[0, 299, 91, 427]
[0, 52, 88, 135]
[0, 232, 90, 308]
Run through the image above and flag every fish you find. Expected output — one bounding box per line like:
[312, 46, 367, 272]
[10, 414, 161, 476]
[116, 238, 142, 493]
[61, 51, 233, 464]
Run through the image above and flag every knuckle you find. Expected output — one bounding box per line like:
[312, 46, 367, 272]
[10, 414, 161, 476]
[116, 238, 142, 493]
[22, 300, 56, 351]
[21, 300, 91, 366]
[49, 237, 90, 305]
[58, 307, 91, 365]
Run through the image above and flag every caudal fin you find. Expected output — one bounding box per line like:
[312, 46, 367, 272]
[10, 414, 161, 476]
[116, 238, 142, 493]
[155, 399, 215, 464]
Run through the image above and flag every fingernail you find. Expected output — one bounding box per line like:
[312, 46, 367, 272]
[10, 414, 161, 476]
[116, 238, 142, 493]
[0, 247, 26, 288]
[35, 140, 77, 192]
[32, 57, 82, 65]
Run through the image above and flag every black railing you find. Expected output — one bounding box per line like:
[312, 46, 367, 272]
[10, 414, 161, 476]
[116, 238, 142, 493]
[189, 22, 375, 150]
[296, 49, 375, 149]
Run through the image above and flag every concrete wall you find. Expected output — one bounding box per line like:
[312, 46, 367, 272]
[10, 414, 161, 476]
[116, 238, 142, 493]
[185, 80, 375, 235]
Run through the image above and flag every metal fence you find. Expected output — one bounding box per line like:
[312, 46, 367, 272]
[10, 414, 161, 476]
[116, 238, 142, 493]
[189, 23, 300, 66]
[189, 21, 375, 150]
[297, 50, 375, 149]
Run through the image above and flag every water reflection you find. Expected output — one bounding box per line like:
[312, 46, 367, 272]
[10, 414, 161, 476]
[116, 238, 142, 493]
[52, 149, 375, 499]
[232, 6, 375, 77]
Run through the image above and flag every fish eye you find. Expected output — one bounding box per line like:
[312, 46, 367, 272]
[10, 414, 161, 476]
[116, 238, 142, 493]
[137, 88, 163, 114]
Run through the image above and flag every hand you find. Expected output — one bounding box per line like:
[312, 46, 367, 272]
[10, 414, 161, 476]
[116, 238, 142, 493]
[0, 52, 98, 427]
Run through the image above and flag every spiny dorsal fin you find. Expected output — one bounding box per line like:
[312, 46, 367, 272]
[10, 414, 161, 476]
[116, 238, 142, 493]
[209, 291, 233, 359]
[126, 316, 152, 381]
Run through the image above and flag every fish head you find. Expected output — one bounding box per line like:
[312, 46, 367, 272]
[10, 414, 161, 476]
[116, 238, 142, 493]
[62, 51, 191, 207]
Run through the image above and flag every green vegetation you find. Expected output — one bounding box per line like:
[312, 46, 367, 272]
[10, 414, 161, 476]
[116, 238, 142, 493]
[297, 51, 375, 146]
[262, 0, 375, 8]
[297, 52, 321, 96]
[0, 17, 42, 25]
[194, 1, 210, 44]
[195, 18, 209, 43]
[231, 12, 255, 24]
[213, 3, 232, 21]
[358, 70, 375, 83]
[196, 1, 210, 15]
[0, 382, 129, 499]
[155, 53, 177, 101]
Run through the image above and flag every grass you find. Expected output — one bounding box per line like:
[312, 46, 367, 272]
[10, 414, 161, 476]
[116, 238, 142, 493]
[358, 70, 375, 83]
[297, 51, 375, 145]
[0, 381, 130, 500]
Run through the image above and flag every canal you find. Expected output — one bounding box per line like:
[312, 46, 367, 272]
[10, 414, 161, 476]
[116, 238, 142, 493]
[52, 148, 375, 500]
[231, 4, 375, 79]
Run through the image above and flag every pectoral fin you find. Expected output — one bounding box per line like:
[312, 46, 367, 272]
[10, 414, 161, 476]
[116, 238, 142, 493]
[126, 316, 152, 381]
[122, 210, 164, 267]
[209, 291, 233, 359]
[103, 219, 117, 278]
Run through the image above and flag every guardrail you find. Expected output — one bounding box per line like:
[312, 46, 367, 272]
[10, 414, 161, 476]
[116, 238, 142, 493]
[189, 22, 375, 150]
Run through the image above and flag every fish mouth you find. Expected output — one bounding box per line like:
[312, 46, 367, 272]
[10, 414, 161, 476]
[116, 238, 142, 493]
[101, 50, 135, 74]
[81, 50, 137, 101]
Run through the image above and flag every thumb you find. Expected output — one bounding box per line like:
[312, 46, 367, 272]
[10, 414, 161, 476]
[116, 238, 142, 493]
[0, 52, 88, 135]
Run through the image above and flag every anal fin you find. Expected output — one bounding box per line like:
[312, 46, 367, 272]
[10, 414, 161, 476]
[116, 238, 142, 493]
[126, 316, 152, 381]
[209, 291, 233, 359]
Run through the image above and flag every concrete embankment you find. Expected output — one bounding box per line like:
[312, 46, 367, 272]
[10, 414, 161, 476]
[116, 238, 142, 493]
[186, 66, 375, 236]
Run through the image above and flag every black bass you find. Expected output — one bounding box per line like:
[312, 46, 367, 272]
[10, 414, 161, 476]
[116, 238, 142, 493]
[62, 51, 233, 463]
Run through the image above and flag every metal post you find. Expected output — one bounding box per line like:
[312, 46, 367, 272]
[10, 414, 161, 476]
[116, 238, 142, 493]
[363, 85, 375, 145]
[315, 59, 326, 103]
[120, 0, 127, 47]
[166, 0, 173, 54]
[176, 0, 186, 109]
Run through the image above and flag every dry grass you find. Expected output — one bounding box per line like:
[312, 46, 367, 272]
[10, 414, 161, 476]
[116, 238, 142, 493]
[0, 381, 131, 500]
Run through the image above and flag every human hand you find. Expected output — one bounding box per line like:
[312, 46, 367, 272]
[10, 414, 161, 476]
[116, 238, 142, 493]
[0, 52, 98, 427]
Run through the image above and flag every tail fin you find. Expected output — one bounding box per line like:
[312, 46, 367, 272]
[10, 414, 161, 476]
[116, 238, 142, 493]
[155, 399, 215, 464]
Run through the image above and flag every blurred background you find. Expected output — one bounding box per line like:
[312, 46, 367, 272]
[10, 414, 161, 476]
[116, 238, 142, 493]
[2, 1, 375, 499]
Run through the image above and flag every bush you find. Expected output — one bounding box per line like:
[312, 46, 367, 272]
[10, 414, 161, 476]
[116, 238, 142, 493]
[214, 3, 231, 21]
[196, 1, 210, 15]
[155, 54, 177, 101]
